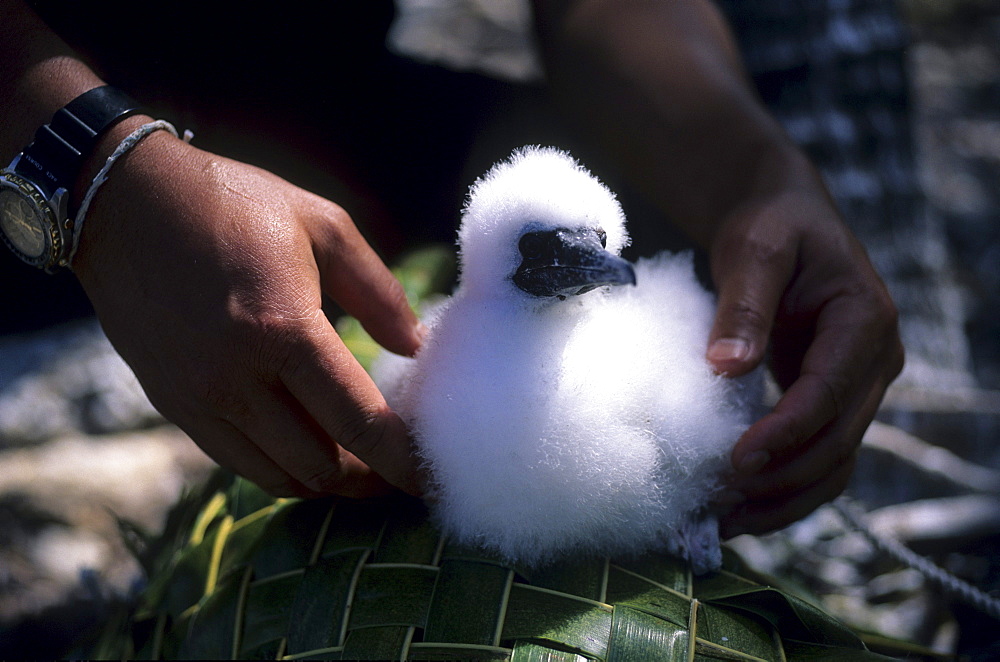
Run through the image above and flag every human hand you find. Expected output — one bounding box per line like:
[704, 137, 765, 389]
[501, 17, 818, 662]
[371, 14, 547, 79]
[71, 121, 426, 499]
[531, 0, 904, 536]
[706, 185, 904, 537]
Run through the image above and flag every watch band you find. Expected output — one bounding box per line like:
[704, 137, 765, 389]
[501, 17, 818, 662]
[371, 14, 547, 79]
[14, 86, 145, 195]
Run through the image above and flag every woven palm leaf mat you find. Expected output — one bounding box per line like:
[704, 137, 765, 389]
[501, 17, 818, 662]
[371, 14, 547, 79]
[81, 471, 912, 661]
[81, 246, 912, 662]
[84, 248, 918, 660]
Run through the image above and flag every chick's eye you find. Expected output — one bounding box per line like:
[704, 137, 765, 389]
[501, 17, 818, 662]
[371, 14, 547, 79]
[597, 228, 607, 247]
[518, 232, 545, 259]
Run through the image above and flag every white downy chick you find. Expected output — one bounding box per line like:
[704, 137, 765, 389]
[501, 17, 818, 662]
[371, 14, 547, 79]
[372, 146, 761, 574]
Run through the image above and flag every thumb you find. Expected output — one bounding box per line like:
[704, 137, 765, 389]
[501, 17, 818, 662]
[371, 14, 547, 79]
[707, 239, 794, 377]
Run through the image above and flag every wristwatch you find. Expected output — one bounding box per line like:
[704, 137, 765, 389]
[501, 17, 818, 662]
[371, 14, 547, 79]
[0, 86, 143, 271]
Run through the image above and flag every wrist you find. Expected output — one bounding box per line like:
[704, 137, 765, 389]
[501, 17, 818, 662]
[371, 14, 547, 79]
[1, 84, 148, 270]
[70, 117, 193, 281]
[701, 143, 832, 246]
[71, 113, 159, 211]
[703, 159, 850, 288]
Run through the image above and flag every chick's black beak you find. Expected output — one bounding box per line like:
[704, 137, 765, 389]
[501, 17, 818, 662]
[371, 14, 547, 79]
[513, 227, 636, 298]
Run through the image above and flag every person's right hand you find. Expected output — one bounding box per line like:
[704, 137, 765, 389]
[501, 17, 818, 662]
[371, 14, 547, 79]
[705, 184, 905, 536]
[71, 117, 426, 499]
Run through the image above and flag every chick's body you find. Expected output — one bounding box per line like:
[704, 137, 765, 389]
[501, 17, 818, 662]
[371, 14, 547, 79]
[373, 147, 760, 572]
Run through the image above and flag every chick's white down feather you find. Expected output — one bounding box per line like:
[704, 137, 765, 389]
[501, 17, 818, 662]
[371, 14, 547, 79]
[372, 147, 761, 573]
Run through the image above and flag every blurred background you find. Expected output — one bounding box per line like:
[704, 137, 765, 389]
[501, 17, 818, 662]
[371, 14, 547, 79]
[1, 0, 999, 658]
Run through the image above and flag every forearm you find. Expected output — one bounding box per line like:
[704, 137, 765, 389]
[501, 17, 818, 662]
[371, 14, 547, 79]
[0, 0, 110, 162]
[532, 0, 824, 247]
[0, 0, 165, 246]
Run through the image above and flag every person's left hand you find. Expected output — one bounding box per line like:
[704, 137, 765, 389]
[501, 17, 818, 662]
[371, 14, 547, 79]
[71, 126, 426, 499]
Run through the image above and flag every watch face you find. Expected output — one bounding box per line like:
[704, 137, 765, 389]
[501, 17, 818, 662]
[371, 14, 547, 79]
[0, 187, 48, 259]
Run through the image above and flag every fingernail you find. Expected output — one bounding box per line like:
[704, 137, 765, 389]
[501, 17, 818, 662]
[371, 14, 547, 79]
[737, 450, 770, 475]
[408, 323, 430, 355]
[708, 338, 749, 364]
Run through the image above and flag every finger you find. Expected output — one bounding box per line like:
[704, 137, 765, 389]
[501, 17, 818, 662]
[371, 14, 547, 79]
[221, 381, 397, 499]
[733, 378, 885, 499]
[138, 370, 326, 498]
[719, 452, 856, 538]
[730, 295, 891, 473]
[707, 230, 796, 377]
[175, 414, 321, 498]
[308, 201, 424, 357]
[279, 316, 425, 497]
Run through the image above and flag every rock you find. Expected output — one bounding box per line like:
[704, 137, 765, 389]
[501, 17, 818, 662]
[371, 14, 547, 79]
[0, 426, 213, 641]
[0, 319, 162, 447]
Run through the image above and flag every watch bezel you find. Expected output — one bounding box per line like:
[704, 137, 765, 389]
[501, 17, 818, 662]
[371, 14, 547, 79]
[0, 169, 69, 271]
[0, 86, 144, 272]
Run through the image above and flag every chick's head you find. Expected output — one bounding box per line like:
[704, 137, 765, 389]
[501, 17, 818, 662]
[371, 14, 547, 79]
[457, 146, 631, 300]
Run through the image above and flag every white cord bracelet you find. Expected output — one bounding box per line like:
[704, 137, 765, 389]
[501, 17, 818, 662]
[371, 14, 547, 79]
[67, 119, 194, 267]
